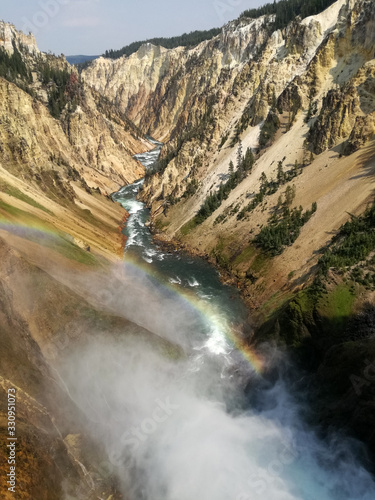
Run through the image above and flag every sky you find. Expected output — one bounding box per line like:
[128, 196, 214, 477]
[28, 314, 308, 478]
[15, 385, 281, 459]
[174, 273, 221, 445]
[1, 0, 267, 56]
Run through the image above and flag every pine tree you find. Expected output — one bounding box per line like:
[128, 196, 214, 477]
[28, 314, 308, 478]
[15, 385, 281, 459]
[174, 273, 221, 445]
[277, 161, 285, 184]
[292, 160, 299, 177]
[243, 147, 254, 172]
[260, 172, 268, 193]
[271, 89, 277, 112]
[236, 141, 243, 171]
[285, 185, 296, 206]
[305, 97, 314, 123]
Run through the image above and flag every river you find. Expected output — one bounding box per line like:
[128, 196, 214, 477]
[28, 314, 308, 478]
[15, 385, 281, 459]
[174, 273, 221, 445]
[92, 143, 375, 499]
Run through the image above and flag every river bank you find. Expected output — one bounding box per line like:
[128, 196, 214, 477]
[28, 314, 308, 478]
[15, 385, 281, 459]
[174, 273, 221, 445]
[148, 228, 273, 325]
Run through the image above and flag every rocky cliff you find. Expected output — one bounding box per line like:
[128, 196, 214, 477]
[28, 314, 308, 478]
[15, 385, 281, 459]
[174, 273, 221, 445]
[0, 20, 151, 195]
[0, 231, 163, 500]
[0, 20, 38, 54]
[83, 15, 273, 140]
[0, 20, 154, 261]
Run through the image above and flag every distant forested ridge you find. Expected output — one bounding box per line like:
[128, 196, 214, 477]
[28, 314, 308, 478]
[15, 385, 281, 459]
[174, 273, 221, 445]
[102, 0, 339, 61]
[103, 28, 221, 59]
[66, 55, 98, 66]
[240, 0, 338, 30]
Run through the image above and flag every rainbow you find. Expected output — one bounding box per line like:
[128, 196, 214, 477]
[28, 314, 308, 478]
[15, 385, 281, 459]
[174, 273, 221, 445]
[0, 219, 62, 242]
[0, 220, 265, 374]
[120, 252, 265, 375]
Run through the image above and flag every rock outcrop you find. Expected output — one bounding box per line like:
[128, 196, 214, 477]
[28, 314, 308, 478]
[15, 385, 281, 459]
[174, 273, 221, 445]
[309, 84, 361, 153]
[0, 20, 38, 54]
[0, 20, 151, 194]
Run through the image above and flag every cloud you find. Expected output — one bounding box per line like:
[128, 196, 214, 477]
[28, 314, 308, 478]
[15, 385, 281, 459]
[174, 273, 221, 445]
[62, 16, 101, 28]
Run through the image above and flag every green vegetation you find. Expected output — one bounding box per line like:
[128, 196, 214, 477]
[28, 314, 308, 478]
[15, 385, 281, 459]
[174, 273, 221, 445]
[233, 245, 257, 267]
[210, 237, 232, 271]
[103, 28, 221, 60]
[268, 276, 357, 349]
[214, 203, 241, 225]
[219, 132, 230, 149]
[319, 203, 375, 285]
[253, 198, 375, 457]
[179, 146, 254, 233]
[259, 111, 280, 148]
[37, 62, 81, 118]
[254, 202, 317, 255]
[250, 252, 271, 274]
[180, 217, 200, 236]
[102, 0, 337, 63]
[0, 197, 33, 219]
[0, 42, 34, 98]
[0, 198, 56, 231]
[262, 200, 375, 348]
[317, 284, 356, 332]
[183, 179, 199, 198]
[47, 236, 98, 266]
[237, 160, 301, 220]
[20, 229, 99, 266]
[240, 0, 337, 31]
[0, 42, 83, 119]
[0, 197, 97, 266]
[0, 182, 53, 215]
[0, 43, 31, 84]
[77, 207, 113, 233]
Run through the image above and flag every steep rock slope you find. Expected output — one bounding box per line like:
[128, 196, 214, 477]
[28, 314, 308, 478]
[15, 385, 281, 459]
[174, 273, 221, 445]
[0, 20, 38, 53]
[0, 21, 154, 261]
[0, 233, 162, 500]
[109, 0, 375, 455]
[0, 20, 151, 194]
[83, 44, 182, 139]
[83, 0, 374, 208]
[0, 0, 374, 493]
[83, 15, 273, 140]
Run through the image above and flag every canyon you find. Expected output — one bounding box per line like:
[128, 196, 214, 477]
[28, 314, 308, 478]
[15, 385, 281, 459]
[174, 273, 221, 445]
[0, 0, 375, 498]
[83, 0, 375, 307]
